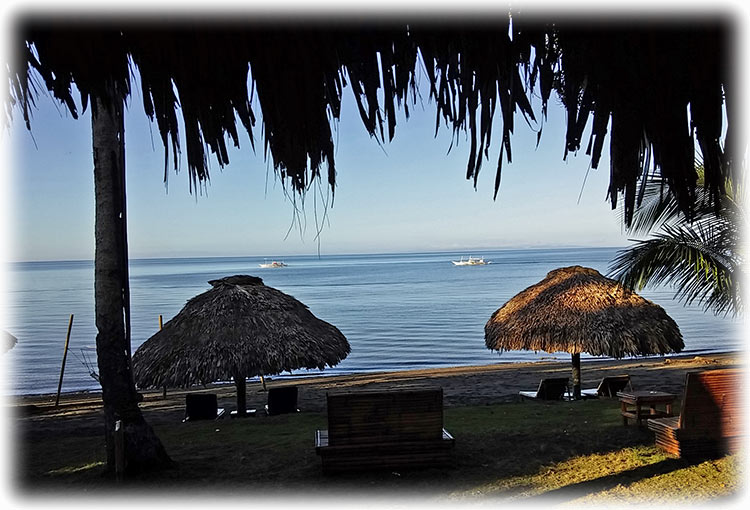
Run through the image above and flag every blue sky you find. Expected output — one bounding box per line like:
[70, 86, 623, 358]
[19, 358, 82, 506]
[7, 56, 631, 262]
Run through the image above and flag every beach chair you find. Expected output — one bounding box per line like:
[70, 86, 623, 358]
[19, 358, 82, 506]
[581, 375, 633, 398]
[315, 387, 455, 473]
[519, 377, 571, 400]
[265, 386, 299, 415]
[183, 393, 225, 422]
[647, 368, 743, 458]
[230, 408, 257, 418]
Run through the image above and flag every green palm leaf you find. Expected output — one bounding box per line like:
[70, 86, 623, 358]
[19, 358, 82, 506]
[610, 166, 744, 317]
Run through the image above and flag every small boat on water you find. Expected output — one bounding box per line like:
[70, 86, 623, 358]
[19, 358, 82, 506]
[259, 260, 288, 268]
[452, 256, 490, 266]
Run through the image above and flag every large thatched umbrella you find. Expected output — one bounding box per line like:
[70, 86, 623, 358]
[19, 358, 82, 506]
[485, 266, 683, 399]
[2, 330, 18, 354]
[133, 275, 349, 414]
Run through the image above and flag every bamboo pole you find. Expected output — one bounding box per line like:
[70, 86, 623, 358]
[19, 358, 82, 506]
[114, 420, 125, 482]
[159, 315, 167, 398]
[55, 314, 74, 407]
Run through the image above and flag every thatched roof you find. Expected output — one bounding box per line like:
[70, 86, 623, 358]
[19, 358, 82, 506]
[2, 330, 18, 353]
[484, 266, 684, 358]
[6, 13, 733, 225]
[132, 275, 349, 389]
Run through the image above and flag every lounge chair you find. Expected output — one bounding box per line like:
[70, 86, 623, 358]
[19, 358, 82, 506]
[183, 393, 225, 422]
[581, 375, 633, 398]
[230, 408, 257, 418]
[519, 377, 571, 400]
[265, 386, 299, 415]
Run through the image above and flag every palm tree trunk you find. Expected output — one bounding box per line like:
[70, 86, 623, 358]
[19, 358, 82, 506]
[92, 88, 172, 475]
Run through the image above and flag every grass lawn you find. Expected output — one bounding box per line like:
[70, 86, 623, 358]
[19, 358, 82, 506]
[13, 398, 742, 503]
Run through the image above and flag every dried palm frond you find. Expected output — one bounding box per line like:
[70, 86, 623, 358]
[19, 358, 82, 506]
[6, 14, 733, 226]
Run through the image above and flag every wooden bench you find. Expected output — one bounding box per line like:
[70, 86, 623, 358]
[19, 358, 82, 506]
[315, 387, 455, 473]
[647, 368, 743, 458]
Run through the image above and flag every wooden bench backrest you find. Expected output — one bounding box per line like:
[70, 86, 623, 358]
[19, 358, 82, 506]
[678, 368, 743, 437]
[326, 387, 444, 446]
[266, 386, 298, 415]
[185, 393, 218, 420]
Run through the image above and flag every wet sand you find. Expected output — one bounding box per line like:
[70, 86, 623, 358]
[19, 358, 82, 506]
[10, 352, 743, 425]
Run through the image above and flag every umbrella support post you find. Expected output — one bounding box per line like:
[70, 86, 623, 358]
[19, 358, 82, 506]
[235, 375, 247, 416]
[571, 353, 581, 400]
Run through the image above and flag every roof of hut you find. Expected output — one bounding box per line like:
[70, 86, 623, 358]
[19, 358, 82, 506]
[484, 266, 684, 358]
[132, 275, 350, 389]
[6, 13, 733, 225]
[2, 330, 18, 353]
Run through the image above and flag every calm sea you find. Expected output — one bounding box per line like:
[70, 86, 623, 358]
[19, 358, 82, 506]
[3, 247, 744, 396]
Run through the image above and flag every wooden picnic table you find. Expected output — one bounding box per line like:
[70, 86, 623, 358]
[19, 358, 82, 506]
[617, 390, 676, 426]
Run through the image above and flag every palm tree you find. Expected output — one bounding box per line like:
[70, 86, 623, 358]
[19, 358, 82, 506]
[91, 88, 172, 472]
[609, 166, 744, 317]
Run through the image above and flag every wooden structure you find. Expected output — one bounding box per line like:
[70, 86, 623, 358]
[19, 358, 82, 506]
[265, 386, 299, 415]
[519, 377, 571, 400]
[183, 393, 225, 422]
[647, 368, 743, 458]
[315, 387, 455, 473]
[581, 375, 633, 398]
[617, 390, 676, 426]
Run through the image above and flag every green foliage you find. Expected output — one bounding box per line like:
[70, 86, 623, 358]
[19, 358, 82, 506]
[610, 166, 744, 317]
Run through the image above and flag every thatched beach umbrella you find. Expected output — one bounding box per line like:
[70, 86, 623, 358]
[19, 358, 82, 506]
[485, 266, 683, 399]
[133, 275, 349, 414]
[2, 330, 18, 354]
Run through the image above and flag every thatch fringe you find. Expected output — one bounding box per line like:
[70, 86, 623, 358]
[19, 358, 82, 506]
[132, 275, 349, 389]
[7, 15, 732, 225]
[485, 266, 684, 358]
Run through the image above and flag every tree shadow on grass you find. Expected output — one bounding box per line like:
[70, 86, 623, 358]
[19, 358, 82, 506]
[524, 457, 695, 503]
[311, 422, 657, 496]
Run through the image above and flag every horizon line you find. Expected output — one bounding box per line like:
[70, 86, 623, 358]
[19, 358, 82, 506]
[9, 244, 628, 264]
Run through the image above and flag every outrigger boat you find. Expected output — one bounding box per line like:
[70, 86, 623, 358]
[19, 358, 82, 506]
[259, 259, 288, 268]
[451, 256, 490, 266]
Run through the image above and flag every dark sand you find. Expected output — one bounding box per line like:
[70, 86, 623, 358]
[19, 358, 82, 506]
[11, 352, 743, 428]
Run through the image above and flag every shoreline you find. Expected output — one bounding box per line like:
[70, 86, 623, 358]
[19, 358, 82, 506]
[6, 348, 740, 400]
[10, 351, 743, 417]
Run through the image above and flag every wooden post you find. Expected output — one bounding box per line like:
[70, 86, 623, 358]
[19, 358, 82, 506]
[571, 353, 581, 400]
[235, 374, 247, 416]
[159, 315, 167, 398]
[114, 420, 125, 481]
[55, 314, 75, 407]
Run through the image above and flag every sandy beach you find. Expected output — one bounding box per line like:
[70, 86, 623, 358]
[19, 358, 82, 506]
[7, 351, 744, 501]
[12, 352, 743, 424]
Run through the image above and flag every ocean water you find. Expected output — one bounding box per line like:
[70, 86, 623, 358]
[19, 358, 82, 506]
[3, 247, 744, 396]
